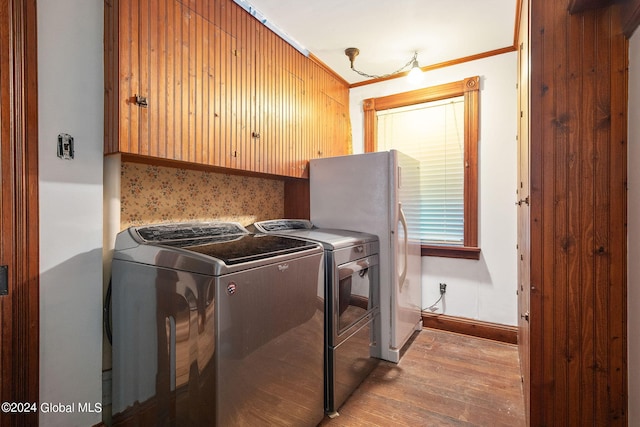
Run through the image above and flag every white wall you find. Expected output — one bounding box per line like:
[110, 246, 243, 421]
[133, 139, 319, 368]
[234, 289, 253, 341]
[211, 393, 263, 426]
[38, 0, 104, 426]
[350, 52, 518, 325]
[628, 28, 640, 427]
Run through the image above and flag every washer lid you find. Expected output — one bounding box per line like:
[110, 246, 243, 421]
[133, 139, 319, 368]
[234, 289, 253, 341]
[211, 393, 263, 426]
[278, 228, 378, 250]
[135, 221, 249, 244]
[252, 219, 313, 233]
[115, 221, 322, 275]
[171, 233, 319, 265]
[252, 219, 378, 250]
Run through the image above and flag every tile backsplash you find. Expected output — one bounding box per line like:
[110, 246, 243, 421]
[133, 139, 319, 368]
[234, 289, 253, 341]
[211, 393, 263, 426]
[120, 162, 284, 230]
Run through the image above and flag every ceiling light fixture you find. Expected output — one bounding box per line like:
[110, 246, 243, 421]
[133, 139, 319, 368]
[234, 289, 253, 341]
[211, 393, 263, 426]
[344, 47, 424, 82]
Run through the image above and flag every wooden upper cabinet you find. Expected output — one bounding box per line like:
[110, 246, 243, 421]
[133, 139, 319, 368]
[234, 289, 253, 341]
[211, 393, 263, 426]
[104, 0, 351, 178]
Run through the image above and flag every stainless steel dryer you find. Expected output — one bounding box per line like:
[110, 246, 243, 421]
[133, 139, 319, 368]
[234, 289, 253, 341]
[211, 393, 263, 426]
[251, 219, 380, 417]
[111, 221, 325, 426]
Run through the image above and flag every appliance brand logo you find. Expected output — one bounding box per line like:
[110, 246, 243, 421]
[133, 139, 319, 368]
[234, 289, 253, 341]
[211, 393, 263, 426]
[226, 282, 237, 295]
[278, 263, 289, 272]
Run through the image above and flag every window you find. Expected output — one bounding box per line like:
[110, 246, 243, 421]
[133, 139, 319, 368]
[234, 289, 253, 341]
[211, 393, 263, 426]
[377, 97, 465, 244]
[363, 76, 480, 259]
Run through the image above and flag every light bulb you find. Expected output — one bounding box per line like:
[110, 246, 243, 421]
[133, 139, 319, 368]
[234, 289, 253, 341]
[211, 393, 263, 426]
[407, 60, 424, 85]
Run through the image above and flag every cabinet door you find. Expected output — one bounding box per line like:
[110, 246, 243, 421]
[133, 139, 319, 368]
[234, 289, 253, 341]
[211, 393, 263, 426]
[252, 26, 306, 177]
[109, 0, 238, 166]
[318, 93, 350, 160]
[280, 69, 305, 177]
[215, 25, 240, 169]
[150, 0, 239, 165]
[302, 69, 351, 171]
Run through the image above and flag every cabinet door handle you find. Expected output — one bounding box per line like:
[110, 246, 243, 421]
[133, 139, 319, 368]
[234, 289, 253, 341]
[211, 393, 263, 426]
[134, 94, 148, 108]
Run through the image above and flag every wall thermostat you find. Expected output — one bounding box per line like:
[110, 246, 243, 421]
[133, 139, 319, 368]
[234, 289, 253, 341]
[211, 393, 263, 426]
[57, 133, 74, 160]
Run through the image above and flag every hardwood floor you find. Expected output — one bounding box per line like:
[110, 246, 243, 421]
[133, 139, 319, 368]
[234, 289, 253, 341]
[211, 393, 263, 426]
[319, 328, 525, 427]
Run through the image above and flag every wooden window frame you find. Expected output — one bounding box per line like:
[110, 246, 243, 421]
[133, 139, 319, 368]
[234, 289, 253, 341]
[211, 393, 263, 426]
[363, 76, 481, 260]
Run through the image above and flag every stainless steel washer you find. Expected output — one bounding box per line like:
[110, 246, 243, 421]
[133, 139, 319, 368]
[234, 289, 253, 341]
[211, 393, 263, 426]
[111, 221, 325, 426]
[251, 219, 380, 417]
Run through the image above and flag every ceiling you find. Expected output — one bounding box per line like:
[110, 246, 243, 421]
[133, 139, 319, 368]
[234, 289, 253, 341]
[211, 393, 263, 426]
[238, 0, 518, 85]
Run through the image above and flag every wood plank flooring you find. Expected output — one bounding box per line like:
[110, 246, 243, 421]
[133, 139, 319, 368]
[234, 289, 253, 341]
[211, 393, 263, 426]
[319, 328, 525, 427]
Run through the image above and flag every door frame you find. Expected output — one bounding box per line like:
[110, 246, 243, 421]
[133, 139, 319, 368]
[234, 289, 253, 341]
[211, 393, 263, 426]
[0, 0, 39, 424]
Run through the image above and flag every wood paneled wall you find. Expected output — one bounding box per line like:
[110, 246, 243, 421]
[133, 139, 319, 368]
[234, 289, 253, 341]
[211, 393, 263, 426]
[0, 0, 39, 425]
[528, 1, 627, 425]
[105, 0, 351, 178]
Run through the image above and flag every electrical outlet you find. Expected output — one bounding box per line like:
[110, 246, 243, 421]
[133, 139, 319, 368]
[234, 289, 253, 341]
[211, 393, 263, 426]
[439, 283, 447, 294]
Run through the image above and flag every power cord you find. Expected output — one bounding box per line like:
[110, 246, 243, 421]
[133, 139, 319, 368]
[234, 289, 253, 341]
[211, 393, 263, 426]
[424, 283, 446, 312]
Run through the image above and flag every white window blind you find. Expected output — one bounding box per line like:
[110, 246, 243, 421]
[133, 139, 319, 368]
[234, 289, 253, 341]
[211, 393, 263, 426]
[377, 97, 465, 245]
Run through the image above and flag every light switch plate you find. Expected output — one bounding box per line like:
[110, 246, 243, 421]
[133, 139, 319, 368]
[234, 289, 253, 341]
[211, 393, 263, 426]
[57, 133, 74, 159]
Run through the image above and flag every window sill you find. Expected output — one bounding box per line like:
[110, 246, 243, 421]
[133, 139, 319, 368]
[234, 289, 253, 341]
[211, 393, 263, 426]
[421, 245, 481, 260]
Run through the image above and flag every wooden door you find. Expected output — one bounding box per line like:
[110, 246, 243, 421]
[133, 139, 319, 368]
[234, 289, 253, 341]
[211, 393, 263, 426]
[0, 0, 39, 425]
[529, 1, 628, 424]
[516, 0, 531, 421]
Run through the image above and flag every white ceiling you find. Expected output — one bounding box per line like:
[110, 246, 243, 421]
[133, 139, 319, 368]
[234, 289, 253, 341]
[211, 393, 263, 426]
[240, 0, 518, 84]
